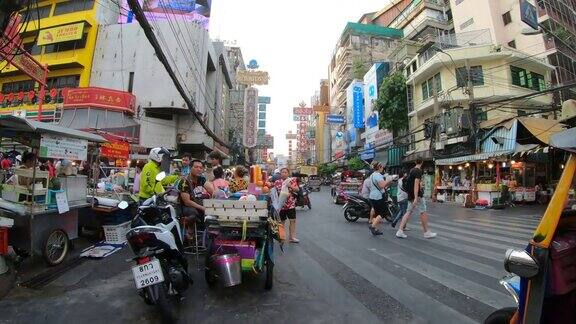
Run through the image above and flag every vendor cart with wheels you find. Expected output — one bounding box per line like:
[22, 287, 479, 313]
[0, 116, 106, 265]
[202, 198, 276, 290]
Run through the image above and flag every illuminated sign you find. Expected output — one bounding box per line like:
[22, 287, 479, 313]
[37, 22, 85, 46]
[120, 0, 211, 30]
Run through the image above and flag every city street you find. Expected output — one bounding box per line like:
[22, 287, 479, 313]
[0, 188, 542, 324]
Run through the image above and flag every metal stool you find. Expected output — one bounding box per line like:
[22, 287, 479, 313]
[181, 216, 206, 271]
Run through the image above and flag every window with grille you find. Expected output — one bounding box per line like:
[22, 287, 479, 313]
[421, 73, 442, 100]
[54, 0, 94, 15]
[44, 33, 88, 53]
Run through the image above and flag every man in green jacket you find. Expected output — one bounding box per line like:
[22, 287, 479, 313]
[139, 147, 177, 200]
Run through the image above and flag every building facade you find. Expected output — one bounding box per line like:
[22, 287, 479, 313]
[328, 22, 403, 159]
[405, 31, 554, 162]
[1, 0, 119, 120]
[91, 20, 233, 158]
[450, 0, 576, 100]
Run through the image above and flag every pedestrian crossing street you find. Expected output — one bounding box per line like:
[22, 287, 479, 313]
[287, 195, 542, 324]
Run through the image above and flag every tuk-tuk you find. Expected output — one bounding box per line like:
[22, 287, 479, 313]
[486, 127, 576, 324]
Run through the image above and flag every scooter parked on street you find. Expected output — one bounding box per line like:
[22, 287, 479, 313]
[120, 172, 192, 319]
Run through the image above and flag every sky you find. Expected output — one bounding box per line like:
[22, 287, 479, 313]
[210, 0, 392, 156]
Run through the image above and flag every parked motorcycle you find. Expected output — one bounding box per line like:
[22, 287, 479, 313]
[120, 172, 192, 319]
[295, 184, 312, 209]
[343, 190, 398, 223]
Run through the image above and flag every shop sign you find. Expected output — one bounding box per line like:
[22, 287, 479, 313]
[300, 165, 318, 176]
[258, 96, 271, 104]
[285, 133, 297, 140]
[37, 22, 85, 46]
[243, 87, 258, 147]
[520, 0, 538, 30]
[39, 133, 88, 161]
[64, 87, 136, 113]
[374, 129, 393, 148]
[293, 115, 308, 121]
[293, 107, 314, 115]
[353, 85, 364, 129]
[326, 114, 345, 124]
[4, 52, 46, 84]
[101, 141, 130, 159]
[313, 105, 330, 113]
[236, 70, 269, 85]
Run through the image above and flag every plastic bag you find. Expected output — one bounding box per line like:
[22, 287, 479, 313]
[277, 177, 293, 209]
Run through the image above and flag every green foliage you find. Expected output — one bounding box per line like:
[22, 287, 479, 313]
[347, 156, 365, 171]
[374, 71, 409, 137]
[318, 163, 337, 176]
[352, 59, 368, 80]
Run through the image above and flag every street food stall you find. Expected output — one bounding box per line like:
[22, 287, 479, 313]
[0, 116, 106, 265]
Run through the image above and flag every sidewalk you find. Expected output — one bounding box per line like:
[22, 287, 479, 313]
[427, 201, 546, 219]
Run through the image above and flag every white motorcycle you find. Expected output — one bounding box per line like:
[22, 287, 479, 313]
[120, 172, 192, 318]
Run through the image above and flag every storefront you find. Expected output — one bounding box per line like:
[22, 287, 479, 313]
[434, 117, 565, 207]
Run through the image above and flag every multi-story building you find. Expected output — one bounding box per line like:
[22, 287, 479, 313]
[91, 19, 233, 158]
[450, 0, 576, 100]
[328, 22, 403, 158]
[405, 30, 553, 161]
[225, 46, 248, 165]
[0, 0, 130, 122]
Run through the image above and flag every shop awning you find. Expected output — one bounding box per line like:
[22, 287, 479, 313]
[550, 127, 576, 153]
[0, 115, 106, 142]
[435, 150, 512, 166]
[516, 117, 565, 145]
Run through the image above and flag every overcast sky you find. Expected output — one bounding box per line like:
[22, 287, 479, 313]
[210, 0, 391, 156]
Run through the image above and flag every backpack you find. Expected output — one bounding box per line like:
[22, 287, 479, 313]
[402, 170, 413, 193]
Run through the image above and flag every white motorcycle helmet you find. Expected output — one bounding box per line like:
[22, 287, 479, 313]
[148, 147, 170, 163]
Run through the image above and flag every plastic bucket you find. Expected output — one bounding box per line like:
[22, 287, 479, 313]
[213, 254, 242, 287]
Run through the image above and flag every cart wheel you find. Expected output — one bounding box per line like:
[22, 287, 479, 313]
[264, 259, 273, 290]
[43, 229, 69, 266]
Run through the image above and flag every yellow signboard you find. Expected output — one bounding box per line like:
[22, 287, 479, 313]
[37, 22, 85, 46]
[300, 165, 318, 176]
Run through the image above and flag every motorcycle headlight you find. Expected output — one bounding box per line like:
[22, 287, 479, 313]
[499, 275, 520, 305]
[504, 249, 539, 278]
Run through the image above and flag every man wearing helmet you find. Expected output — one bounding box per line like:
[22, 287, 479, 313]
[139, 147, 176, 200]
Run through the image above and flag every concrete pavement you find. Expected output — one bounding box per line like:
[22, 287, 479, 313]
[0, 188, 543, 323]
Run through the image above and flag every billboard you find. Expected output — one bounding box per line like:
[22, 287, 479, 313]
[37, 22, 85, 46]
[346, 80, 364, 129]
[242, 87, 258, 147]
[236, 70, 270, 85]
[119, 0, 211, 30]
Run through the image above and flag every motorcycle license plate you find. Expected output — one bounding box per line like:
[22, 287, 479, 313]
[132, 259, 164, 289]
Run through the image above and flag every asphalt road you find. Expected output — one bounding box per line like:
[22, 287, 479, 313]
[0, 188, 543, 324]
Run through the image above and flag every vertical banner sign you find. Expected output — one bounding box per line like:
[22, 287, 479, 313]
[353, 85, 364, 129]
[243, 87, 258, 147]
[363, 64, 380, 122]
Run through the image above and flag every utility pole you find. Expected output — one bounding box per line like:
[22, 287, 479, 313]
[465, 59, 476, 147]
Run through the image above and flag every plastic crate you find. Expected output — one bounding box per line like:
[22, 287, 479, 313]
[0, 228, 8, 255]
[102, 221, 131, 244]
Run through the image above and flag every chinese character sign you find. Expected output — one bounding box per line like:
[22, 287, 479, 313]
[243, 87, 258, 147]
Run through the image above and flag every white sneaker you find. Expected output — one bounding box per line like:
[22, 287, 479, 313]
[395, 230, 407, 238]
[424, 231, 437, 239]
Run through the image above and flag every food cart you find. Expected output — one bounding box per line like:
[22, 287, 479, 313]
[0, 116, 106, 265]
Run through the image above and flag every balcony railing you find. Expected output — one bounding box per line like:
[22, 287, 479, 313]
[436, 29, 492, 50]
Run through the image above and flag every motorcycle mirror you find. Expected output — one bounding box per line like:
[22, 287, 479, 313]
[118, 201, 129, 210]
[156, 171, 167, 182]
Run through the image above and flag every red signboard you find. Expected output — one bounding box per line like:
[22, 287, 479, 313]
[101, 141, 130, 159]
[63, 87, 136, 113]
[293, 107, 314, 115]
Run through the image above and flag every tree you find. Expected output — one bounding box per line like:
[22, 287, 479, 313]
[318, 163, 337, 176]
[352, 58, 368, 80]
[347, 156, 365, 171]
[374, 71, 409, 137]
